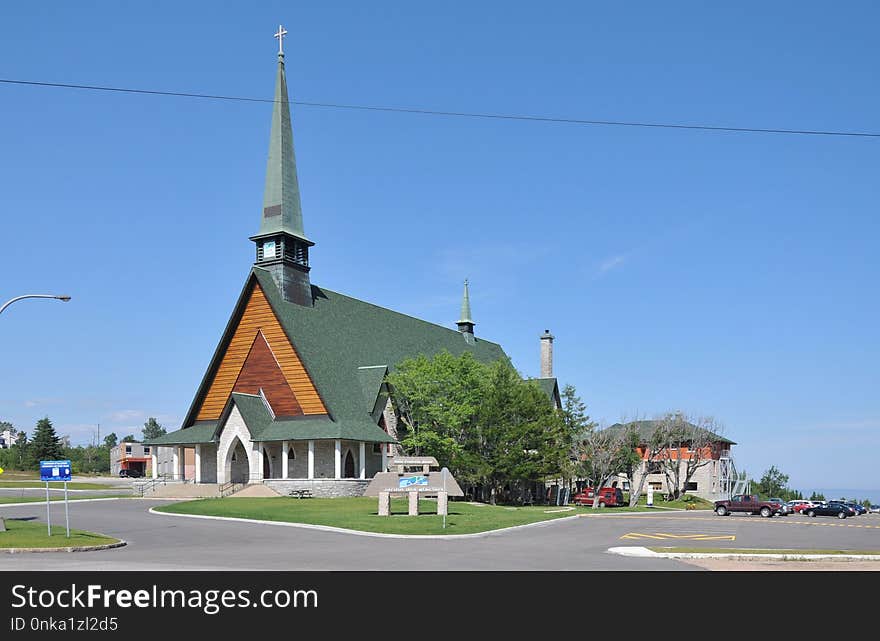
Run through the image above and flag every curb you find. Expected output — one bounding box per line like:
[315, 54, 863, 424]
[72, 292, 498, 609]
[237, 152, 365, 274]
[1, 540, 127, 555]
[607, 546, 880, 561]
[148, 507, 581, 540]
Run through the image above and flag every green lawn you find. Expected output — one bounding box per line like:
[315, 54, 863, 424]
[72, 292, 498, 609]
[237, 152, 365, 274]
[0, 494, 124, 504]
[0, 481, 122, 490]
[649, 547, 880, 556]
[156, 497, 577, 535]
[0, 518, 119, 549]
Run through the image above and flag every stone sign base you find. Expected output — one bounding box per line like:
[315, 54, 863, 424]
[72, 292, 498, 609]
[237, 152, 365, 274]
[377, 491, 448, 516]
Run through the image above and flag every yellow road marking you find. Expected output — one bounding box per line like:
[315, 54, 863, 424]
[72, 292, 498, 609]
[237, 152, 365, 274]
[621, 532, 736, 541]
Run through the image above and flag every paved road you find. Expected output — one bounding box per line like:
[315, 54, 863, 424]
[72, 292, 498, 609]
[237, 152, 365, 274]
[2, 501, 878, 571]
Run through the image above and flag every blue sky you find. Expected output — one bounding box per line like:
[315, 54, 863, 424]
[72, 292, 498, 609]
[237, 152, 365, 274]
[1, 2, 877, 491]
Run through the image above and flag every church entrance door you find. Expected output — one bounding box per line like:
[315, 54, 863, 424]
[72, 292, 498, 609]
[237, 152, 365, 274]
[344, 450, 355, 478]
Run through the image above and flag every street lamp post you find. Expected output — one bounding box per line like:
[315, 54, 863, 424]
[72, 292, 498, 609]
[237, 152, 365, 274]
[0, 294, 71, 315]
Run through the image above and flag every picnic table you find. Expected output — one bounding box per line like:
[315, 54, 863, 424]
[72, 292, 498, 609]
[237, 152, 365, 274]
[288, 489, 313, 499]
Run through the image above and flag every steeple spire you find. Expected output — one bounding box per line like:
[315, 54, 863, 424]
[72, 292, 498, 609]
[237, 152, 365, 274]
[457, 279, 475, 338]
[250, 26, 314, 306]
[259, 33, 307, 241]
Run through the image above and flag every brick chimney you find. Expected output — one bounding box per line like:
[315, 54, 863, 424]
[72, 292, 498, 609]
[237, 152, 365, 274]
[540, 329, 554, 378]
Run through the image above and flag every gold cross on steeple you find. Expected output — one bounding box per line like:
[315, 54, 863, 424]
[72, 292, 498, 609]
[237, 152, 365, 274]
[274, 24, 288, 55]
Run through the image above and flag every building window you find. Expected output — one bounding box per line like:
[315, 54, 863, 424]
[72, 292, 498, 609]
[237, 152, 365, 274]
[686, 482, 698, 491]
[288, 447, 295, 460]
[125, 445, 132, 455]
[144, 447, 150, 455]
[372, 443, 382, 454]
[649, 482, 663, 490]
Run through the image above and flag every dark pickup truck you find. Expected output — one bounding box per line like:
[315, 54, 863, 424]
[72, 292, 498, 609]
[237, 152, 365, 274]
[714, 494, 783, 517]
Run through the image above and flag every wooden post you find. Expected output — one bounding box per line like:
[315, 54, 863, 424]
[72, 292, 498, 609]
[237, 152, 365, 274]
[408, 490, 419, 516]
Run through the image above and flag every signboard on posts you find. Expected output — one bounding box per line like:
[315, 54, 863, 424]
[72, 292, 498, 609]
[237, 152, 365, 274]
[40, 460, 72, 482]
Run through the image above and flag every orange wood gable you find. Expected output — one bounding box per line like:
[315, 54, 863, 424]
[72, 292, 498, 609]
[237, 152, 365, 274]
[233, 332, 304, 416]
[195, 281, 326, 420]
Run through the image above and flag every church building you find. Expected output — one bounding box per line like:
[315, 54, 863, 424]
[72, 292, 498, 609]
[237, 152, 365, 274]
[145, 32, 559, 497]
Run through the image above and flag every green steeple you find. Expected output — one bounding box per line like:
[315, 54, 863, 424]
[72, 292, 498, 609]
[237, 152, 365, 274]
[457, 279, 475, 336]
[250, 32, 314, 307]
[259, 51, 309, 242]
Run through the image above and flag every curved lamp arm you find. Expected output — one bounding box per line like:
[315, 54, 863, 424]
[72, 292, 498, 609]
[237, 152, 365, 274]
[0, 294, 71, 315]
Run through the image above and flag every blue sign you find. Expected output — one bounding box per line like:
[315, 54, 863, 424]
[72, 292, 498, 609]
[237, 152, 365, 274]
[398, 475, 428, 488]
[40, 460, 72, 482]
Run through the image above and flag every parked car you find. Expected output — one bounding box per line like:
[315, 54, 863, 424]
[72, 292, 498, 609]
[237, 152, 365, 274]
[847, 502, 867, 515]
[787, 500, 815, 514]
[714, 494, 783, 517]
[119, 468, 143, 478]
[572, 486, 625, 507]
[805, 502, 853, 519]
[769, 498, 792, 515]
[869, 505, 880, 514]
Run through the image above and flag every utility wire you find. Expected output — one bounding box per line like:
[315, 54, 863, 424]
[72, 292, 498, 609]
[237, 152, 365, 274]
[1, 77, 878, 139]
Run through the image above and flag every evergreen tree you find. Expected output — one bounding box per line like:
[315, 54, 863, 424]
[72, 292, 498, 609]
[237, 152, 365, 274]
[142, 417, 166, 441]
[30, 417, 63, 464]
[121, 434, 136, 443]
[103, 432, 118, 449]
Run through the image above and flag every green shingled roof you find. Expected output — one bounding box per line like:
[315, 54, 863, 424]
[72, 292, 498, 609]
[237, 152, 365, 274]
[533, 377, 559, 401]
[145, 422, 217, 446]
[357, 366, 388, 415]
[165, 268, 509, 445]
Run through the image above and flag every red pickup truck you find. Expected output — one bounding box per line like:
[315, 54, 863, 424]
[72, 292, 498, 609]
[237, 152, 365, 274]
[714, 494, 783, 517]
[573, 487, 625, 507]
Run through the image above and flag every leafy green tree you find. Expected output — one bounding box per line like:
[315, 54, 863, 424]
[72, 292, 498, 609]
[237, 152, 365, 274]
[387, 351, 570, 504]
[29, 417, 63, 464]
[120, 434, 136, 443]
[475, 361, 569, 504]
[142, 418, 166, 441]
[755, 466, 789, 498]
[387, 350, 485, 467]
[809, 491, 825, 501]
[103, 432, 118, 449]
[14, 431, 29, 468]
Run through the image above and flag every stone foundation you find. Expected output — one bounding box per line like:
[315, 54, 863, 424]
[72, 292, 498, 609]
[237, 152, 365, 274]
[262, 479, 370, 498]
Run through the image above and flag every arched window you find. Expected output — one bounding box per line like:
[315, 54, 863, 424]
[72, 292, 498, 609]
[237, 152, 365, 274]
[344, 450, 355, 478]
[288, 447, 296, 461]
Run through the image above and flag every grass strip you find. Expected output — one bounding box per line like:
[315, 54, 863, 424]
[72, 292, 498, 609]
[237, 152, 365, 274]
[0, 481, 124, 490]
[156, 497, 574, 535]
[0, 518, 119, 549]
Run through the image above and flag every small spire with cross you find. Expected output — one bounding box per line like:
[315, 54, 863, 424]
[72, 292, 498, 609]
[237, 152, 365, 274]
[274, 24, 288, 56]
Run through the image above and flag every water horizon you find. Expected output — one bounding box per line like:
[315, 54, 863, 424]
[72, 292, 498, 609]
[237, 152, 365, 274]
[803, 488, 879, 504]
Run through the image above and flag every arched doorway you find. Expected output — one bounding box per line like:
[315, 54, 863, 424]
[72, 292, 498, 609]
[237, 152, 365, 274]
[228, 438, 249, 484]
[344, 450, 355, 478]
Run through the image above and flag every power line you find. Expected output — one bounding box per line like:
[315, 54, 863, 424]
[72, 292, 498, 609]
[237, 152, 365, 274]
[1, 77, 878, 139]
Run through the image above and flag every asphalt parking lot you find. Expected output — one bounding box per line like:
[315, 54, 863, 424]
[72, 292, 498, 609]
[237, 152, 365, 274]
[1, 500, 878, 571]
